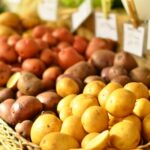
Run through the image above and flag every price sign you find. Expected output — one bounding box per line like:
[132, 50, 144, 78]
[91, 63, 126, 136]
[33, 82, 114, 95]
[95, 12, 118, 41]
[71, 0, 93, 32]
[38, 0, 58, 21]
[147, 20, 150, 50]
[123, 23, 145, 57]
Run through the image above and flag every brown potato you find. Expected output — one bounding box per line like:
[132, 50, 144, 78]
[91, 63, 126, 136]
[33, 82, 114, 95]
[15, 120, 33, 139]
[0, 61, 12, 87]
[35, 38, 49, 51]
[7, 34, 21, 47]
[129, 67, 150, 88]
[84, 75, 104, 84]
[111, 75, 131, 86]
[36, 91, 61, 110]
[22, 58, 46, 77]
[11, 96, 43, 124]
[64, 61, 96, 81]
[0, 88, 15, 103]
[90, 50, 115, 71]
[101, 67, 111, 83]
[108, 66, 128, 80]
[17, 71, 43, 95]
[0, 98, 15, 125]
[114, 51, 137, 71]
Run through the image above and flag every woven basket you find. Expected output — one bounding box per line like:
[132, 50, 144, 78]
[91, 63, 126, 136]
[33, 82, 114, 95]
[0, 118, 41, 150]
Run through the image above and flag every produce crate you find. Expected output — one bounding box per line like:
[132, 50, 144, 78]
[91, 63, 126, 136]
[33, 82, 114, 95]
[0, 118, 40, 150]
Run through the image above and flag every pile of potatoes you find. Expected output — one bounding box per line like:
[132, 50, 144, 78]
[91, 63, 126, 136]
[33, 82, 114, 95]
[0, 13, 150, 150]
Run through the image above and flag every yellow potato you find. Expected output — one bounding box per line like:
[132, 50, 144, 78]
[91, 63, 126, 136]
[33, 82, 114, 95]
[71, 94, 99, 117]
[83, 81, 105, 97]
[123, 114, 142, 131]
[57, 94, 76, 113]
[98, 82, 122, 108]
[124, 82, 149, 99]
[81, 132, 99, 148]
[85, 130, 110, 150]
[143, 113, 150, 141]
[106, 88, 136, 117]
[59, 107, 72, 121]
[40, 132, 79, 150]
[108, 113, 122, 127]
[81, 106, 109, 133]
[133, 98, 150, 119]
[31, 114, 62, 144]
[110, 121, 140, 150]
[61, 115, 86, 142]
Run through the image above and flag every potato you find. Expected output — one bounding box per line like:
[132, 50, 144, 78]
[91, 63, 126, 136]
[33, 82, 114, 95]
[0, 25, 17, 36]
[61, 115, 86, 142]
[17, 71, 43, 95]
[35, 39, 48, 50]
[86, 37, 111, 59]
[0, 42, 18, 63]
[31, 114, 62, 144]
[36, 91, 61, 110]
[108, 66, 128, 80]
[22, 58, 46, 77]
[57, 41, 71, 51]
[15, 38, 39, 59]
[39, 48, 55, 66]
[0, 98, 15, 125]
[58, 47, 84, 70]
[111, 75, 131, 86]
[129, 67, 150, 88]
[85, 130, 109, 150]
[40, 132, 79, 150]
[0, 61, 12, 87]
[101, 67, 111, 83]
[90, 50, 115, 70]
[52, 27, 74, 44]
[11, 95, 43, 124]
[15, 120, 33, 139]
[105, 88, 136, 117]
[143, 113, 150, 141]
[64, 61, 96, 81]
[110, 121, 140, 150]
[84, 75, 104, 84]
[114, 51, 137, 71]
[42, 32, 57, 46]
[81, 106, 109, 133]
[0, 88, 15, 103]
[59, 107, 72, 121]
[7, 34, 21, 47]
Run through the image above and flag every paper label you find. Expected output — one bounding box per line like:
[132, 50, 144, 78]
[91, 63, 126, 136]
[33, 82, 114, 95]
[71, 0, 93, 32]
[147, 20, 150, 50]
[95, 12, 118, 41]
[123, 23, 145, 57]
[38, 0, 58, 21]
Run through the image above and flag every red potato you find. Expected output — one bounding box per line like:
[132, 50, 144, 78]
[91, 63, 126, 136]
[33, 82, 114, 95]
[40, 48, 55, 66]
[0, 61, 12, 86]
[35, 38, 49, 50]
[52, 27, 74, 44]
[101, 66, 111, 83]
[10, 63, 22, 72]
[42, 78, 55, 90]
[22, 58, 46, 77]
[0, 98, 15, 125]
[32, 25, 52, 38]
[105, 39, 118, 51]
[0, 35, 8, 44]
[73, 36, 88, 54]
[15, 38, 39, 59]
[58, 47, 84, 70]
[7, 34, 21, 47]
[57, 42, 71, 51]
[42, 32, 57, 46]
[86, 37, 111, 59]
[0, 43, 18, 63]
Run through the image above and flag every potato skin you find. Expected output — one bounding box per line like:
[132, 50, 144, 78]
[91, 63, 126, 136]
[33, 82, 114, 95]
[11, 96, 43, 124]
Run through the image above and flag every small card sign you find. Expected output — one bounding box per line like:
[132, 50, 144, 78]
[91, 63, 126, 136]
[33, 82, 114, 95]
[95, 12, 118, 41]
[38, 0, 58, 21]
[147, 20, 150, 50]
[71, 0, 93, 32]
[123, 23, 145, 57]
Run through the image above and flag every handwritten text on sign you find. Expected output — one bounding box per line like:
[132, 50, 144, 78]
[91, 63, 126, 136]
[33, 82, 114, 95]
[124, 23, 145, 57]
[95, 12, 118, 41]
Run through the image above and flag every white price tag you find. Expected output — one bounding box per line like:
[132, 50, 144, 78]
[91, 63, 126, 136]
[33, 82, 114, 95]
[38, 0, 58, 21]
[95, 12, 118, 41]
[123, 23, 145, 57]
[147, 20, 150, 50]
[71, 0, 93, 32]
